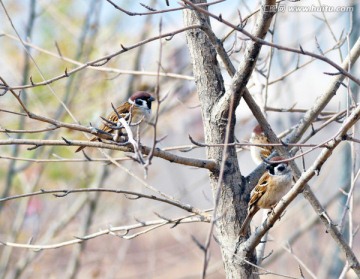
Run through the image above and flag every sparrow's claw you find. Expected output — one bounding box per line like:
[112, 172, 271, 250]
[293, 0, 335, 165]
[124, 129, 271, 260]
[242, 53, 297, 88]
[267, 203, 278, 217]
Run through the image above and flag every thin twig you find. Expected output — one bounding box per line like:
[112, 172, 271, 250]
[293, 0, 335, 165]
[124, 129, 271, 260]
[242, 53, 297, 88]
[144, 18, 163, 173]
[0, 215, 207, 250]
[182, 0, 360, 86]
[0, 188, 211, 219]
[106, 0, 224, 16]
[0, 26, 201, 91]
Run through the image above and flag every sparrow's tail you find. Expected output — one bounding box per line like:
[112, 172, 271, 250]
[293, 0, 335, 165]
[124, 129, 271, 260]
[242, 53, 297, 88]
[239, 210, 257, 236]
[75, 146, 85, 153]
[75, 136, 97, 153]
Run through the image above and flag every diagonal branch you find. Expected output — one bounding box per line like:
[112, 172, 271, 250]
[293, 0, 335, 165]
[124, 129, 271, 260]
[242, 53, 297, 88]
[243, 103, 360, 277]
[0, 25, 202, 91]
[184, 0, 277, 278]
[182, 0, 360, 86]
[0, 214, 206, 250]
[0, 188, 211, 219]
[190, 1, 360, 275]
[106, 0, 224, 16]
[184, 0, 277, 118]
[286, 36, 360, 144]
[1, 76, 216, 170]
[2, 33, 194, 81]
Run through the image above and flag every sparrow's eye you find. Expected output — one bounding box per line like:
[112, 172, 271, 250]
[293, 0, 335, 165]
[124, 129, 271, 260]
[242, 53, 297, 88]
[277, 165, 285, 172]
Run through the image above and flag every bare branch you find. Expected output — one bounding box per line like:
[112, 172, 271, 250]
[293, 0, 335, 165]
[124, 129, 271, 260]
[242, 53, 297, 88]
[105, 0, 224, 16]
[244, 104, 360, 276]
[182, 0, 360, 86]
[0, 188, 211, 219]
[0, 138, 217, 170]
[0, 26, 201, 91]
[0, 215, 206, 250]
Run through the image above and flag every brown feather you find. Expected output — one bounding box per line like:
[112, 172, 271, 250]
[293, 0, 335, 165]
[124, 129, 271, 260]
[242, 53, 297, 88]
[240, 157, 292, 236]
[75, 92, 154, 153]
[239, 172, 269, 236]
[75, 102, 134, 153]
[96, 102, 132, 135]
[250, 130, 273, 165]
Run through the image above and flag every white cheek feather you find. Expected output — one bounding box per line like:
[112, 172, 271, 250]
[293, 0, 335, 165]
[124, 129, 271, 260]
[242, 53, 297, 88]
[141, 106, 151, 119]
[272, 170, 292, 192]
[131, 99, 150, 110]
[141, 100, 150, 110]
[273, 172, 292, 186]
[130, 102, 151, 123]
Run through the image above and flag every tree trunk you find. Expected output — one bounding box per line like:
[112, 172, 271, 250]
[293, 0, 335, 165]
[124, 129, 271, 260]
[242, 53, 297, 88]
[183, 2, 258, 278]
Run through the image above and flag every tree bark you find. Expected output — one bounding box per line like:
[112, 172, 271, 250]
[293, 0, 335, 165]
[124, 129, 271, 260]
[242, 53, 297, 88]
[183, 1, 258, 278]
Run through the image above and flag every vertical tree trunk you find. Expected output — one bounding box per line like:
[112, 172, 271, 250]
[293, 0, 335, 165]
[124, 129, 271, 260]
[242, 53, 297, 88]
[183, 2, 258, 278]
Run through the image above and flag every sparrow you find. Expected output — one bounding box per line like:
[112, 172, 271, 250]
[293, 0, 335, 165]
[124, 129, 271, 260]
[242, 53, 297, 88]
[250, 125, 273, 165]
[75, 91, 155, 152]
[239, 156, 293, 236]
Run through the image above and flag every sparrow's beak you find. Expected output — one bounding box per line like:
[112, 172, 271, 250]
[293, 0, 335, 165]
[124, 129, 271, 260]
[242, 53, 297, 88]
[147, 96, 155, 110]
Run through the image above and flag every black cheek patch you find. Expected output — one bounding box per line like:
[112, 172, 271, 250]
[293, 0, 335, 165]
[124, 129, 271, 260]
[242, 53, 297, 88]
[268, 166, 275, 175]
[147, 100, 152, 109]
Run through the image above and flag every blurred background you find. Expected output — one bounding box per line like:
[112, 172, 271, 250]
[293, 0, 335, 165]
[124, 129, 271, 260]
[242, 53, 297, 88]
[0, 0, 359, 278]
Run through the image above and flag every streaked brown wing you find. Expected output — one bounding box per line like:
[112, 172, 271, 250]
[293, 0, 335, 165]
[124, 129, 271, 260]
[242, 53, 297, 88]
[249, 173, 268, 207]
[98, 102, 132, 133]
[76, 102, 133, 151]
[259, 135, 273, 158]
[115, 102, 132, 115]
[260, 146, 272, 158]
